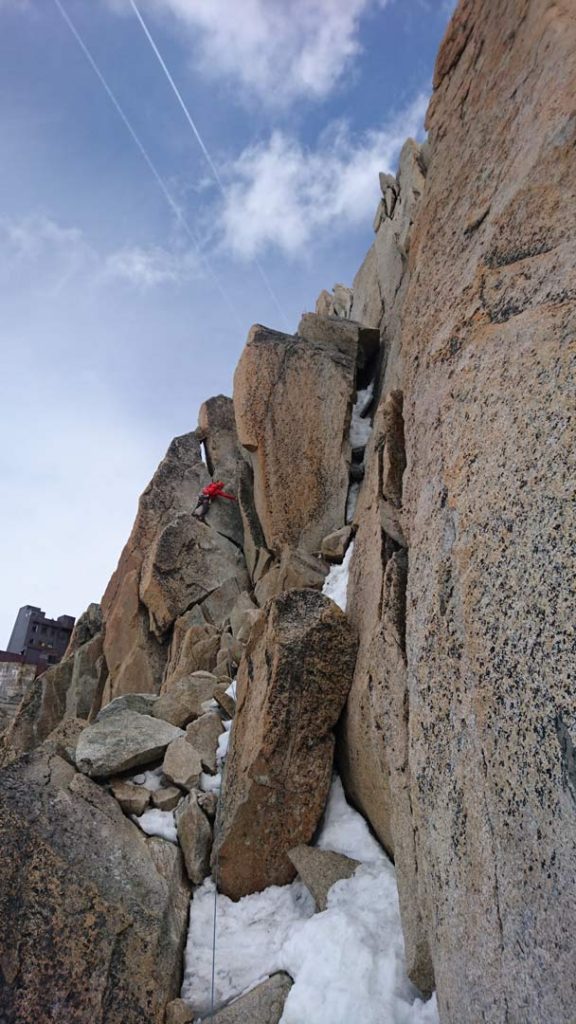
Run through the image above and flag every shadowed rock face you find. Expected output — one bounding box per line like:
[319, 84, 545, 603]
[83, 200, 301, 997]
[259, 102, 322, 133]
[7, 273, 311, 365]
[213, 589, 358, 900]
[342, 0, 576, 1019]
[0, 751, 189, 1023]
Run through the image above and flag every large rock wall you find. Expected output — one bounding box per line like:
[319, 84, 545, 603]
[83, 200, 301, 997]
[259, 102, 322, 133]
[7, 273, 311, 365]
[342, 0, 576, 1020]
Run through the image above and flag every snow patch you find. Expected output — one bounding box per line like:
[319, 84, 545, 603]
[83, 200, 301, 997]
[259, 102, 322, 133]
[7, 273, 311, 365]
[322, 543, 353, 612]
[349, 383, 374, 449]
[132, 807, 178, 844]
[130, 766, 165, 791]
[181, 776, 438, 1024]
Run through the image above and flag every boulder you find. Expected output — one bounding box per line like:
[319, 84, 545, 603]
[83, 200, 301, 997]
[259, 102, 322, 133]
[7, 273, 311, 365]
[102, 432, 208, 699]
[163, 616, 221, 686]
[75, 711, 183, 778]
[186, 711, 224, 773]
[197, 790, 218, 820]
[176, 791, 212, 885]
[110, 779, 151, 816]
[163, 737, 202, 791]
[152, 786, 182, 812]
[213, 589, 357, 899]
[233, 320, 358, 554]
[254, 547, 329, 606]
[139, 513, 249, 638]
[0, 751, 189, 1023]
[287, 845, 360, 911]
[153, 673, 219, 727]
[97, 692, 160, 721]
[207, 973, 293, 1024]
[320, 525, 354, 563]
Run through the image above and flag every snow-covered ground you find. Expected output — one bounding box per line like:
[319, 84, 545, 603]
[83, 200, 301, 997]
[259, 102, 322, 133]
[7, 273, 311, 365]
[181, 776, 438, 1024]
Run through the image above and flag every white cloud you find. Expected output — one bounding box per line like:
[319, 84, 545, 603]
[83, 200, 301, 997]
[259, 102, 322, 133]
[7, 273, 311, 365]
[219, 92, 429, 259]
[104, 243, 201, 288]
[123, 0, 387, 105]
[0, 214, 200, 292]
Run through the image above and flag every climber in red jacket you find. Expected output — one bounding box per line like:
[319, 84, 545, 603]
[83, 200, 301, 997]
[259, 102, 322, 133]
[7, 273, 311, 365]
[193, 480, 236, 522]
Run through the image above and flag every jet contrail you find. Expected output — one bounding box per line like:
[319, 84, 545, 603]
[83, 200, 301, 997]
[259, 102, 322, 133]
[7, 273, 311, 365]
[52, 0, 241, 325]
[129, 0, 290, 329]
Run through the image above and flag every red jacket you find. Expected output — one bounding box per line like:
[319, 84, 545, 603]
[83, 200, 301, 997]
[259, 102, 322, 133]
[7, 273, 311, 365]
[202, 481, 236, 501]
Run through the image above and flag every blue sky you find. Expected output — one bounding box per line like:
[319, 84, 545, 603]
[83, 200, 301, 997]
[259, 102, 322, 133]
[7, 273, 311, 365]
[0, 0, 453, 646]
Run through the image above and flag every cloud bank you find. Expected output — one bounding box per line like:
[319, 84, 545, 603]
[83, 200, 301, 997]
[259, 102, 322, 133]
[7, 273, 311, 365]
[119, 0, 388, 106]
[219, 93, 429, 259]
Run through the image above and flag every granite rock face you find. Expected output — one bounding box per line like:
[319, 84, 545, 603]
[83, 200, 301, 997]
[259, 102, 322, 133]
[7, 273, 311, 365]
[0, 751, 189, 1023]
[102, 432, 207, 699]
[233, 320, 359, 555]
[341, 0, 576, 1019]
[213, 589, 357, 899]
[1, 628, 108, 766]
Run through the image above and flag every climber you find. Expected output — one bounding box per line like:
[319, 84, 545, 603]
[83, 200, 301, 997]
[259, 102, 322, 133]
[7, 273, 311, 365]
[193, 480, 236, 522]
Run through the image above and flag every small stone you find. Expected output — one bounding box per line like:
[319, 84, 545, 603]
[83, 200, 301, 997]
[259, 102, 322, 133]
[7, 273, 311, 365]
[176, 792, 212, 885]
[207, 972, 293, 1023]
[320, 525, 354, 564]
[163, 737, 202, 791]
[186, 712, 224, 774]
[288, 845, 360, 911]
[197, 790, 218, 820]
[164, 997, 195, 1024]
[110, 779, 151, 816]
[213, 687, 236, 719]
[152, 786, 182, 812]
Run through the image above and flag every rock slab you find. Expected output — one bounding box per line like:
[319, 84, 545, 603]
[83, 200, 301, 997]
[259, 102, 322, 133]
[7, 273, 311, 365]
[0, 751, 189, 1023]
[213, 589, 357, 899]
[75, 711, 183, 778]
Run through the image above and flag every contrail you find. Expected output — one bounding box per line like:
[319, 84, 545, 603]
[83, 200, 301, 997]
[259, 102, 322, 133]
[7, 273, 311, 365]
[52, 0, 241, 326]
[129, 0, 290, 329]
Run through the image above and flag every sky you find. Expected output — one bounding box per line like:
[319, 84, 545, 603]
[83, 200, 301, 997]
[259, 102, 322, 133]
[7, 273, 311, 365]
[0, 0, 454, 647]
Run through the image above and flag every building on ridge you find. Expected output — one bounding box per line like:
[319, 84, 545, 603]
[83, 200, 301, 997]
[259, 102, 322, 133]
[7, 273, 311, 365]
[6, 605, 75, 670]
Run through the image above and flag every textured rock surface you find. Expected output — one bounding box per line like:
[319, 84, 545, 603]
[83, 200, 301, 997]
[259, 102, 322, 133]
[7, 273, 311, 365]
[140, 514, 248, 638]
[0, 751, 189, 1023]
[186, 711, 224, 773]
[153, 673, 219, 726]
[175, 791, 212, 884]
[1, 631, 106, 766]
[110, 778, 151, 816]
[288, 845, 360, 912]
[254, 547, 329, 606]
[197, 394, 245, 546]
[207, 973, 292, 1024]
[162, 736, 202, 791]
[233, 320, 358, 554]
[0, 660, 36, 734]
[163, 616, 221, 686]
[213, 589, 357, 899]
[101, 432, 207, 699]
[342, 0, 576, 1019]
[75, 711, 183, 778]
